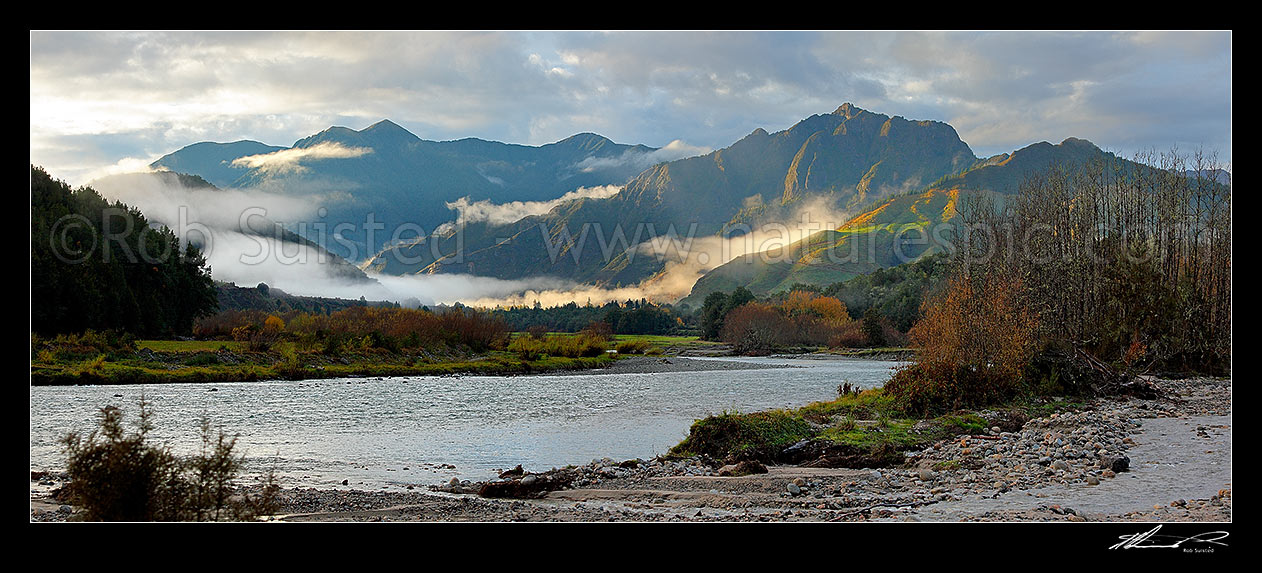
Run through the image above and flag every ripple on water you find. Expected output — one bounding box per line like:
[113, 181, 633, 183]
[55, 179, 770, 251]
[30, 357, 905, 489]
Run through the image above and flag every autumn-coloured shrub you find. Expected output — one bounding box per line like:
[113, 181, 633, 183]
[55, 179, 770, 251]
[720, 291, 861, 353]
[721, 303, 794, 355]
[826, 320, 867, 348]
[885, 273, 1038, 414]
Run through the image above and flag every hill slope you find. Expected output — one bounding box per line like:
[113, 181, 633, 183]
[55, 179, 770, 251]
[681, 137, 1176, 304]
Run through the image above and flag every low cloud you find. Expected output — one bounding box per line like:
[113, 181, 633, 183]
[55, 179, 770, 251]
[441, 195, 860, 309]
[626, 194, 859, 301]
[230, 142, 373, 175]
[86, 171, 387, 299]
[369, 273, 577, 308]
[572, 140, 711, 173]
[90, 171, 322, 231]
[444, 184, 624, 227]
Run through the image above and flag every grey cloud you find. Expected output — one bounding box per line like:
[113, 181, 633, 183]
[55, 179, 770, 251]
[31, 30, 1232, 185]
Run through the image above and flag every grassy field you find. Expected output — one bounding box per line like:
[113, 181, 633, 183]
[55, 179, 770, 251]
[508, 332, 724, 356]
[610, 334, 718, 346]
[137, 340, 246, 352]
[31, 340, 616, 386]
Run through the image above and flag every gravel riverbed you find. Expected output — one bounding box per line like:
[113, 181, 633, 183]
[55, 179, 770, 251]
[31, 375, 1229, 522]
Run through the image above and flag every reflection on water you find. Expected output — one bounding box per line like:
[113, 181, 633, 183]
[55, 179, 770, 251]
[30, 357, 903, 490]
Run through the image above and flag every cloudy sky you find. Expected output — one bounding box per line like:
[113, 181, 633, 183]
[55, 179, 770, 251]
[31, 30, 1231, 186]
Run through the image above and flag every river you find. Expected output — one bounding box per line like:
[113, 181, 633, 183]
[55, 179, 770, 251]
[29, 356, 904, 491]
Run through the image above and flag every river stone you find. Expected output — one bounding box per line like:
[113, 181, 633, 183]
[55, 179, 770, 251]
[918, 468, 938, 482]
[1100, 455, 1130, 473]
[787, 483, 801, 496]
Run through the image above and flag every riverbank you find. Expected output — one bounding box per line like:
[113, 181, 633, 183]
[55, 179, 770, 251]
[30, 344, 622, 386]
[34, 374, 1227, 522]
[29, 352, 809, 386]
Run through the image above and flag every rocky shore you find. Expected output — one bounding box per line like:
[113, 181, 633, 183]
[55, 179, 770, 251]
[31, 375, 1230, 523]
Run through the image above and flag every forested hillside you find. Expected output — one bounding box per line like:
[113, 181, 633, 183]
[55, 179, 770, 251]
[30, 166, 218, 337]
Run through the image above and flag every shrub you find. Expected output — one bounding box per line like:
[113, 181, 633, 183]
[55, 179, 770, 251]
[862, 308, 886, 347]
[826, 320, 867, 348]
[579, 321, 613, 342]
[884, 273, 1038, 415]
[508, 336, 543, 361]
[615, 340, 650, 354]
[59, 398, 278, 521]
[544, 333, 608, 357]
[720, 303, 793, 355]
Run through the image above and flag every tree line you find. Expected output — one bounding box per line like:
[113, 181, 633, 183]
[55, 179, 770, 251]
[490, 299, 688, 335]
[885, 148, 1231, 413]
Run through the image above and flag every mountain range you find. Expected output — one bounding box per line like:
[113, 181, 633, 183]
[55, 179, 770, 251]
[126, 104, 1220, 307]
[149, 120, 660, 260]
[361, 104, 981, 286]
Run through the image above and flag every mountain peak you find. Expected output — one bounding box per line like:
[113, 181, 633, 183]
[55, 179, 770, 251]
[362, 119, 419, 140]
[558, 132, 613, 144]
[552, 132, 616, 153]
[833, 102, 867, 119]
[1059, 137, 1099, 150]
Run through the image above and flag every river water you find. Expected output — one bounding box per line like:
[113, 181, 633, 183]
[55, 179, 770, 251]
[29, 357, 903, 490]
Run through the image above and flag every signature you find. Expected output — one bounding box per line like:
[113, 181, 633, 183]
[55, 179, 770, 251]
[1110, 525, 1229, 550]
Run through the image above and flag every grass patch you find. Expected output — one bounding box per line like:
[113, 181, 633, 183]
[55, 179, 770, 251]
[31, 341, 615, 386]
[665, 387, 1029, 466]
[1015, 396, 1088, 418]
[797, 388, 902, 423]
[669, 409, 813, 462]
[817, 419, 920, 449]
[936, 413, 989, 435]
[614, 340, 651, 354]
[138, 340, 244, 353]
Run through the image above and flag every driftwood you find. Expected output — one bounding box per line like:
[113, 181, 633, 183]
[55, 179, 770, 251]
[478, 468, 578, 499]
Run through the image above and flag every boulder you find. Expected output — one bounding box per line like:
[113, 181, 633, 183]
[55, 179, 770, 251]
[1099, 455, 1130, 473]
